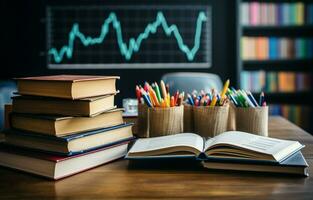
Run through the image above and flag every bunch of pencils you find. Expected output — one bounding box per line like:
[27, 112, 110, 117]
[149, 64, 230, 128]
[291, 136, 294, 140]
[185, 79, 230, 107]
[135, 80, 185, 108]
[226, 88, 267, 107]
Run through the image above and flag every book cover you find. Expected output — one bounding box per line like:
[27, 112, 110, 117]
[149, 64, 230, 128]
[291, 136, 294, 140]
[0, 140, 131, 163]
[202, 151, 308, 176]
[15, 75, 120, 82]
[4, 123, 135, 156]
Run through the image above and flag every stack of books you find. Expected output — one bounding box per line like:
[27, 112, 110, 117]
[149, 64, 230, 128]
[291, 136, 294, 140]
[0, 75, 134, 180]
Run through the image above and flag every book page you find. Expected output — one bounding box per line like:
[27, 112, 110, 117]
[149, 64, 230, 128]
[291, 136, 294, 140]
[204, 131, 303, 161]
[128, 133, 204, 154]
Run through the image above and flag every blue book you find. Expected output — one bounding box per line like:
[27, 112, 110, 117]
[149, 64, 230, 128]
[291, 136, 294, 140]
[269, 37, 278, 59]
[277, 4, 284, 25]
[308, 4, 313, 24]
[4, 123, 134, 156]
[282, 3, 290, 25]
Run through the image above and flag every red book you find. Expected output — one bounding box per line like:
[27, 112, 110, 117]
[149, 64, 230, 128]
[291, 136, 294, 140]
[0, 141, 131, 180]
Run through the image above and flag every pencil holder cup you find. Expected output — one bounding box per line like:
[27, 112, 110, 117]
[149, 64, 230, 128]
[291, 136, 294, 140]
[183, 104, 194, 132]
[193, 105, 229, 137]
[148, 105, 184, 137]
[137, 104, 149, 138]
[235, 106, 268, 137]
[227, 103, 236, 131]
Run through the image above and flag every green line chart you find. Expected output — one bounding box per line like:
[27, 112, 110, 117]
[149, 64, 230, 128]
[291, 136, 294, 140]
[47, 6, 211, 68]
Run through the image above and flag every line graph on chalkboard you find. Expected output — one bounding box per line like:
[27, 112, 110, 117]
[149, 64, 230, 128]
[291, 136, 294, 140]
[46, 5, 212, 69]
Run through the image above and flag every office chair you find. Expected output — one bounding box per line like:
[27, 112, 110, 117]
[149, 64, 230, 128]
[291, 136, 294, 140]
[161, 72, 223, 95]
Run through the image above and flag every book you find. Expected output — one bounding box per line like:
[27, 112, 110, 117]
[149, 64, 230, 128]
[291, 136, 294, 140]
[10, 109, 124, 136]
[202, 151, 308, 176]
[127, 132, 304, 162]
[12, 93, 117, 117]
[126, 132, 307, 176]
[15, 75, 120, 99]
[0, 140, 130, 180]
[250, 2, 260, 25]
[4, 123, 134, 155]
[4, 104, 12, 129]
[241, 3, 249, 26]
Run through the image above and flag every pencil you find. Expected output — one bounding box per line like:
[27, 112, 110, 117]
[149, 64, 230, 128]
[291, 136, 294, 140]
[160, 80, 167, 101]
[220, 79, 230, 99]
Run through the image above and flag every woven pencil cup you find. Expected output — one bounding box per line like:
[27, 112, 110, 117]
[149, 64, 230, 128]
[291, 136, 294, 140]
[148, 105, 184, 137]
[193, 105, 229, 137]
[235, 106, 269, 137]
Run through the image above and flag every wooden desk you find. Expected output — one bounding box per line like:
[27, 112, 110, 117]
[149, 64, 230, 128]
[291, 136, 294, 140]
[0, 116, 312, 199]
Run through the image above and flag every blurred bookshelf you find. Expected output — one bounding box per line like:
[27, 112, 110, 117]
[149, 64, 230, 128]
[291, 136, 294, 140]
[239, 0, 313, 133]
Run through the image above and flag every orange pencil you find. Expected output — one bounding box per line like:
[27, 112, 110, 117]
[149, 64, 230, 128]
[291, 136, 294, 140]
[149, 88, 160, 107]
[174, 90, 179, 105]
[170, 96, 175, 107]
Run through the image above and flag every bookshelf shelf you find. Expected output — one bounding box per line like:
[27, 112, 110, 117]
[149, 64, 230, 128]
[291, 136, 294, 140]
[243, 26, 313, 37]
[243, 59, 313, 71]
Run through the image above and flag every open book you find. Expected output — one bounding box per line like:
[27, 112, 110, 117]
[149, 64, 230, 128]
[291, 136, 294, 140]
[126, 131, 304, 163]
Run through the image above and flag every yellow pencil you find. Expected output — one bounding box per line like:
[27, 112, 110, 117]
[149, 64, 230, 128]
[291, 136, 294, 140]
[210, 95, 217, 106]
[166, 93, 170, 107]
[220, 79, 230, 99]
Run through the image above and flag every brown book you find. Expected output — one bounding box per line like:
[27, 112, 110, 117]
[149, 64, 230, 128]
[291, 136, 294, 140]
[10, 109, 124, 136]
[4, 104, 12, 129]
[15, 75, 120, 99]
[12, 93, 117, 117]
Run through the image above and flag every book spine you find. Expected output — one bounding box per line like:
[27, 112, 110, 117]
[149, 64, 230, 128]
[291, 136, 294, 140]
[241, 3, 250, 26]
[250, 2, 260, 25]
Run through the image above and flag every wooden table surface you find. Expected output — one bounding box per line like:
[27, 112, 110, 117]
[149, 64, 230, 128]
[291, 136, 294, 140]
[0, 116, 312, 200]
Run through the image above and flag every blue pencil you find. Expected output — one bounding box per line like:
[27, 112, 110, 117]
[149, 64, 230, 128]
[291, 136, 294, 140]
[187, 94, 194, 105]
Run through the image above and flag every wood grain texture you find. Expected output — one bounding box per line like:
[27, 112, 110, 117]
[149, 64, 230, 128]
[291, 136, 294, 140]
[0, 116, 312, 200]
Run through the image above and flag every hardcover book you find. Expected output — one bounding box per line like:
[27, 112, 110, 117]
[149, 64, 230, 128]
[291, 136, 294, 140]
[4, 123, 134, 155]
[10, 109, 124, 136]
[0, 141, 131, 180]
[15, 75, 120, 99]
[12, 93, 118, 117]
